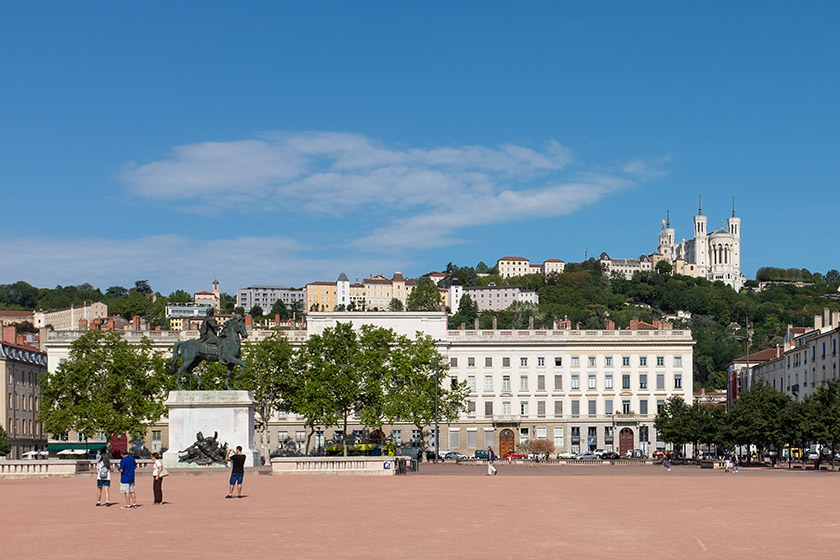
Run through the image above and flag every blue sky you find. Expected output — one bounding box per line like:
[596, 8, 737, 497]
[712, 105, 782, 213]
[2, 2, 838, 295]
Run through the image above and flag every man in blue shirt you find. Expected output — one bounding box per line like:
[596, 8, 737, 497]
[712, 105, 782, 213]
[117, 450, 138, 509]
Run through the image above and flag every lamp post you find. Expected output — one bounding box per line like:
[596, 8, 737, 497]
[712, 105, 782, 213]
[728, 318, 751, 407]
[433, 366, 439, 464]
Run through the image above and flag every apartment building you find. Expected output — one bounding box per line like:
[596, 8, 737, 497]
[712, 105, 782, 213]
[1, 327, 47, 458]
[751, 308, 840, 402]
[266, 313, 694, 458]
[33, 302, 108, 331]
[236, 285, 306, 314]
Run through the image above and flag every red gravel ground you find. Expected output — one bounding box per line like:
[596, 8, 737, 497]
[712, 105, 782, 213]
[2, 462, 838, 559]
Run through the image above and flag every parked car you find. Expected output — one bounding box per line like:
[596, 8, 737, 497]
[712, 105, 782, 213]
[593, 449, 606, 458]
[474, 449, 489, 460]
[601, 451, 620, 460]
[503, 452, 527, 459]
[556, 451, 576, 460]
[652, 450, 667, 459]
[425, 450, 444, 462]
[444, 451, 468, 461]
[574, 452, 599, 460]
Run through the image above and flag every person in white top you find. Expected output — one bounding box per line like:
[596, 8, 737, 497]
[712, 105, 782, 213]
[95, 453, 112, 507]
[152, 452, 165, 504]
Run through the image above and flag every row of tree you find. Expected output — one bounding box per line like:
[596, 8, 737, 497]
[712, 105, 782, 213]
[39, 323, 468, 458]
[654, 380, 840, 463]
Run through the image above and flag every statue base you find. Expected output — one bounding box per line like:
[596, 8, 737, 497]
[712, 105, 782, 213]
[162, 390, 260, 469]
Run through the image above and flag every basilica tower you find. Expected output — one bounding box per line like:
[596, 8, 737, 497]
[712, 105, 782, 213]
[693, 199, 708, 269]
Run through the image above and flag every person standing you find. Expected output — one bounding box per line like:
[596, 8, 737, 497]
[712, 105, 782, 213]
[151, 452, 165, 504]
[95, 453, 112, 507]
[117, 450, 138, 509]
[486, 446, 497, 476]
[225, 446, 246, 498]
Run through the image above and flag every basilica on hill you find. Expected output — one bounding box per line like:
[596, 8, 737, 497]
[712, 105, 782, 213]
[600, 199, 746, 291]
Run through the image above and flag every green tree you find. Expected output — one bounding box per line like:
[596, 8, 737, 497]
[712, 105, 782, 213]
[0, 425, 11, 456]
[167, 289, 192, 303]
[250, 305, 264, 318]
[270, 299, 290, 319]
[802, 380, 840, 469]
[133, 280, 152, 294]
[292, 323, 392, 456]
[240, 331, 295, 459]
[220, 292, 236, 314]
[384, 333, 468, 451]
[654, 396, 694, 449]
[727, 380, 791, 460]
[457, 294, 478, 323]
[655, 260, 673, 274]
[388, 298, 404, 312]
[406, 276, 442, 311]
[39, 331, 170, 445]
[105, 286, 128, 298]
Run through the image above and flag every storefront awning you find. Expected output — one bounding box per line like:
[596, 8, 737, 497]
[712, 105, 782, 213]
[46, 443, 107, 452]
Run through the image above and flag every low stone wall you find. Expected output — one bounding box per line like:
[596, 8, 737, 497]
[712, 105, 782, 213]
[271, 456, 408, 475]
[0, 460, 90, 478]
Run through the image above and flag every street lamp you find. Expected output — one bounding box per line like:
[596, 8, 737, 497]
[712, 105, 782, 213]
[728, 319, 751, 406]
[433, 366, 439, 464]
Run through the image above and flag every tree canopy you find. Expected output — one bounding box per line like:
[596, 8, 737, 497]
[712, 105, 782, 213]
[406, 277, 442, 311]
[39, 331, 170, 441]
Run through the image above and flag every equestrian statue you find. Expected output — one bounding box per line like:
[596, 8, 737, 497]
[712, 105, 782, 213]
[169, 310, 248, 390]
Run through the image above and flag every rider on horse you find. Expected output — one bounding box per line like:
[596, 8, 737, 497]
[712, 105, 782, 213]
[198, 308, 226, 365]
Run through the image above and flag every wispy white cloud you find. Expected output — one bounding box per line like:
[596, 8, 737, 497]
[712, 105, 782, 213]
[119, 132, 653, 253]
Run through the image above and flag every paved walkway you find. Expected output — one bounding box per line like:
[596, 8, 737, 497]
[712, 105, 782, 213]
[3, 463, 838, 559]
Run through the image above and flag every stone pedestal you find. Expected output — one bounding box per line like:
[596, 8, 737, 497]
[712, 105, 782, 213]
[163, 390, 260, 469]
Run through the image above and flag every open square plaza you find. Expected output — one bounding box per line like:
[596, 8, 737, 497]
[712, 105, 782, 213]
[3, 463, 838, 559]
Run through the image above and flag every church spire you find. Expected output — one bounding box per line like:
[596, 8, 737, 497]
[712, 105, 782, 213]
[666, 209, 670, 228]
[732, 197, 736, 217]
[698, 195, 703, 216]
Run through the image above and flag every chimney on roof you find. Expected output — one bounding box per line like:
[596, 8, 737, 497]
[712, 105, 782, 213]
[106, 319, 115, 331]
[78, 319, 88, 331]
[815, 314, 823, 330]
[528, 316, 534, 330]
[132, 316, 141, 330]
[3, 325, 15, 343]
[275, 314, 281, 326]
[605, 320, 616, 330]
[824, 307, 830, 330]
[245, 315, 253, 327]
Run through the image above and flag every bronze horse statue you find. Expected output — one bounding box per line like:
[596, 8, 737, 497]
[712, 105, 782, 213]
[170, 315, 248, 390]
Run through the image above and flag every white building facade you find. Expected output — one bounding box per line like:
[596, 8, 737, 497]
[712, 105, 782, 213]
[236, 285, 306, 314]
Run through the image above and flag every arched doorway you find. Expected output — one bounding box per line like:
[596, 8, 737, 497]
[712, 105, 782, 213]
[499, 429, 514, 456]
[618, 428, 634, 456]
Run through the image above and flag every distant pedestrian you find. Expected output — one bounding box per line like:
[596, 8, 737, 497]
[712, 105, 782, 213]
[226, 446, 247, 498]
[487, 446, 497, 476]
[724, 451, 731, 473]
[117, 450, 138, 509]
[151, 452, 166, 504]
[733, 454, 739, 473]
[95, 453, 112, 507]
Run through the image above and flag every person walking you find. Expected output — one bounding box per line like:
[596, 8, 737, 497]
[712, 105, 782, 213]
[225, 446, 247, 498]
[151, 452, 166, 504]
[117, 450, 138, 509]
[733, 453, 739, 473]
[95, 453, 112, 507]
[486, 446, 497, 476]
